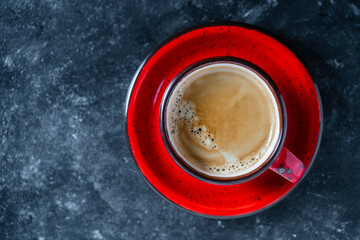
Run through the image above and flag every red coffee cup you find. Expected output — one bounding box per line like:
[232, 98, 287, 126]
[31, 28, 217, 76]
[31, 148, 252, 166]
[160, 57, 305, 185]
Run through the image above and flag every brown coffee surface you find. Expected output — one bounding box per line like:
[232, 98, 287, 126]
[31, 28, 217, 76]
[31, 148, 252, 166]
[166, 63, 280, 178]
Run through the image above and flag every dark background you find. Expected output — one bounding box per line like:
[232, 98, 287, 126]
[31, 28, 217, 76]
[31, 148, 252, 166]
[1, 0, 359, 239]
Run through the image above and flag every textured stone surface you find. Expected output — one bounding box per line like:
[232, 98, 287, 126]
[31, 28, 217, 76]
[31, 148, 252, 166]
[1, 0, 360, 239]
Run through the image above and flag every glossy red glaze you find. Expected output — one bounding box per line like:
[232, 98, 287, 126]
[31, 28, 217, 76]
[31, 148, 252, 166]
[126, 23, 322, 217]
[270, 148, 305, 183]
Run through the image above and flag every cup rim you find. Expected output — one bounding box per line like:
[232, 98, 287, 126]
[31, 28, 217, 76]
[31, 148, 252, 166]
[159, 56, 288, 185]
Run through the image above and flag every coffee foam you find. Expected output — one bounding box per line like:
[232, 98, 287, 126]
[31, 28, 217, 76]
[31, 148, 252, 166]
[166, 63, 281, 178]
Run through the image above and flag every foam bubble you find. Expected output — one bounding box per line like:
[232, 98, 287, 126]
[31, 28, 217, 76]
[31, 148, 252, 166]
[168, 96, 217, 150]
[206, 151, 265, 175]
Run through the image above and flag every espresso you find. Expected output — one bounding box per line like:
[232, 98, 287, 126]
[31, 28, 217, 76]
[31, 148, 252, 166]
[165, 63, 281, 179]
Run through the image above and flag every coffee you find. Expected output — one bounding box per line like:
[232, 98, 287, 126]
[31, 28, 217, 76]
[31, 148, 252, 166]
[164, 62, 281, 179]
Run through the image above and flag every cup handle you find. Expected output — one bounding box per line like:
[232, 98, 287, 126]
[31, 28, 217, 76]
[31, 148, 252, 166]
[269, 148, 305, 183]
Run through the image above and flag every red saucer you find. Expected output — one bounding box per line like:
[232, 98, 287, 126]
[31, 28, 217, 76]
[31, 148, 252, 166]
[125, 23, 322, 218]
